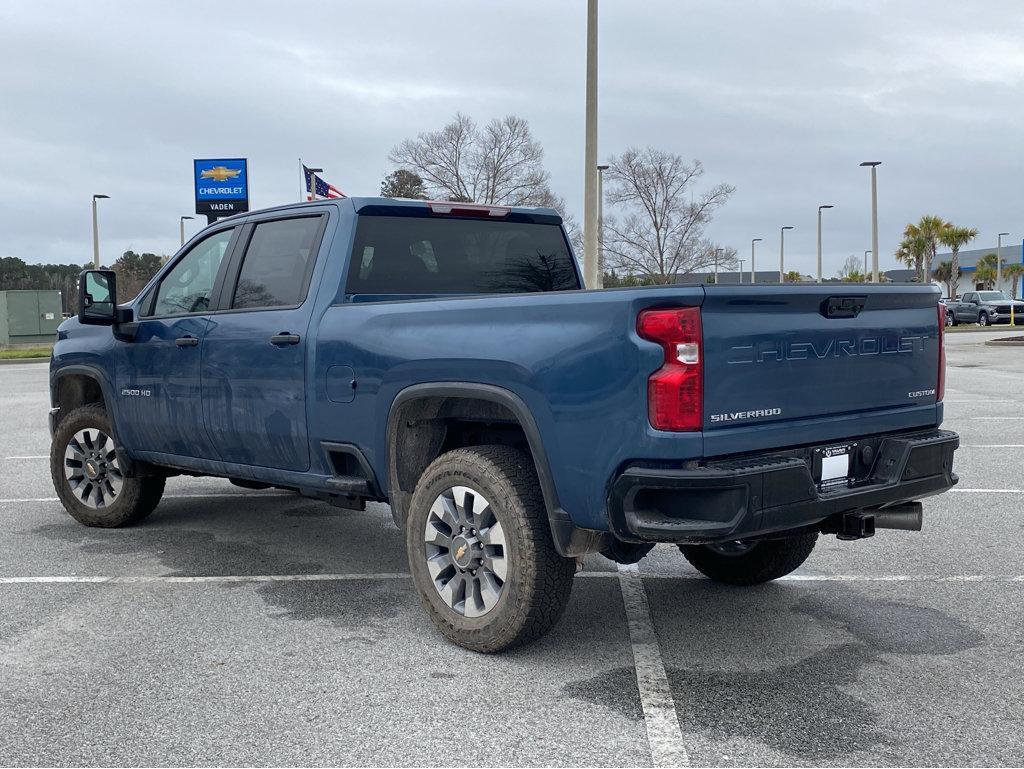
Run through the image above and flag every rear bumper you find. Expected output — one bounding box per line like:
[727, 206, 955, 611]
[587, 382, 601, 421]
[607, 428, 958, 544]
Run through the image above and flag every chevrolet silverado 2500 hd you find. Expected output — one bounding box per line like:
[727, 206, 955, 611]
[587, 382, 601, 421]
[50, 197, 959, 651]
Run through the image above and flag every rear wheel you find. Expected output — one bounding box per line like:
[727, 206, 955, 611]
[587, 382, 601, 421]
[679, 533, 818, 586]
[50, 405, 165, 527]
[406, 446, 575, 652]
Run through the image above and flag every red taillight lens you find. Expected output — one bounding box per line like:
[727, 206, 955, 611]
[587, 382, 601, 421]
[637, 307, 703, 431]
[937, 302, 945, 402]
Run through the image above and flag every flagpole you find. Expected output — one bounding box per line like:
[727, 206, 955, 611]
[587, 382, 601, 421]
[299, 158, 305, 203]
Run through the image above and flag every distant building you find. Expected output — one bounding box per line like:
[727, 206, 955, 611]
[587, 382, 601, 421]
[674, 270, 812, 285]
[934, 243, 1024, 295]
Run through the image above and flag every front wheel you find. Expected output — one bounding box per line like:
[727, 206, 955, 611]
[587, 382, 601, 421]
[50, 404, 165, 527]
[406, 445, 575, 652]
[679, 533, 818, 586]
[979, 312, 991, 326]
[945, 311, 956, 327]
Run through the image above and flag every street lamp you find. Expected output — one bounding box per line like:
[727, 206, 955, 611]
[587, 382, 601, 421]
[997, 232, 1010, 290]
[751, 238, 762, 284]
[816, 204, 834, 283]
[597, 164, 609, 287]
[582, 0, 600, 289]
[179, 215, 195, 247]
[864, 250, 871, 277]
[779, 226, 794, 283]
[91, 194, 110, 268]
[738, 258, 745, 284]
[714, 247, 722, 282]
[860, 161, 881, 282]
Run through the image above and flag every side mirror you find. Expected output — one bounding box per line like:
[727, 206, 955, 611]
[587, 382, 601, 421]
[78, 270, 118, 325]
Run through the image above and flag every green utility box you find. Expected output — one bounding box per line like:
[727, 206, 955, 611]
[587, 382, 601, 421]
[0, 290, 64, 346]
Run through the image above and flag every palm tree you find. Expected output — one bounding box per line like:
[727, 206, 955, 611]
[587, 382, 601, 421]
[896, 231, 929, 281]
[1004, 263, 1024, 299]
[974, 253, 1000, 289]
[933, 261, 955, 297]
[909, 215, 948, 284]
[938, 224, 977, 296]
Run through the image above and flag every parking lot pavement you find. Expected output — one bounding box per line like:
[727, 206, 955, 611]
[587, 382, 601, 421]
[2, 335, 1022, 767]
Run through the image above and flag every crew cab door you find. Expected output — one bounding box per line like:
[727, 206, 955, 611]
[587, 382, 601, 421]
[201, 213, 327, 472]
[115, 226, 238, 458]
[959, 293, 980, 322]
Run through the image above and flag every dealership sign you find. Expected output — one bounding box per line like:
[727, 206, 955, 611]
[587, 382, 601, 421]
[194, 158, 249, 217]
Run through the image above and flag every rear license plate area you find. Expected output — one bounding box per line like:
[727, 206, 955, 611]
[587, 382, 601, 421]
[813, 443, 856, 490]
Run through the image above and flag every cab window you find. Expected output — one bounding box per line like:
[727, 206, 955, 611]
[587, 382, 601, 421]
[231, 217, 322, 309]
[150, 228, 234, 316]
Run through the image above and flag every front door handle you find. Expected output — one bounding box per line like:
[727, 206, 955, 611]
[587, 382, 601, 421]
[270, 333, 300, 347]
[175, 336, 199, 347]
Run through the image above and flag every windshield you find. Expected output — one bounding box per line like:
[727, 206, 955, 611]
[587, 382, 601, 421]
[977, 291, 1009, 301]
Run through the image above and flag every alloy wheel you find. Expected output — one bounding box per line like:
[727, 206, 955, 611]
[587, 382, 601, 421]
[423, 485, 508, 617]
[64, 428, 123, 508]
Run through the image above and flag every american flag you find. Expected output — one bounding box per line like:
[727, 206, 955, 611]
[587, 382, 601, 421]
[304, 165, 346, 200]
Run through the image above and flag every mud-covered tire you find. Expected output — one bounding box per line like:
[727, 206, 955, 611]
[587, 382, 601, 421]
[679, 533, 818, 586]
[406, 445, 575, 652]
[50, 404, 165, 527]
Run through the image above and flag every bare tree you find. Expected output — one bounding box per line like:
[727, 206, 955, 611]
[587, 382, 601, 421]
[389, 113, 557, 206]
[602, 148, 735, 284]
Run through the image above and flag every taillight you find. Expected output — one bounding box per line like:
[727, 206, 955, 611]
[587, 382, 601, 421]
[937, 302, 945, 402]
[637, 307, 703, 431]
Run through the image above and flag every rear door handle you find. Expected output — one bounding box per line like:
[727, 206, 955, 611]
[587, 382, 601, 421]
[175, 336, 199, 347]
[270, 333, 301, 347]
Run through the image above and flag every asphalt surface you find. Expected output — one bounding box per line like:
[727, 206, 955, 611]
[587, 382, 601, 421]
[1, 329, 1022, 767]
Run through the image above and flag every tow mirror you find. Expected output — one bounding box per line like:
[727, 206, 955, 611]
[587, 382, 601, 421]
[78, 270, 118, 325]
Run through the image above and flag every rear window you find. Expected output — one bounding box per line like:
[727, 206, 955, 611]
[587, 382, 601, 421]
[346, 215, 579, 295]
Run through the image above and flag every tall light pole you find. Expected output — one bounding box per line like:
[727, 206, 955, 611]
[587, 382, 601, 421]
[91, 194, 109, 268]
[860, 161, 881, 282]
[997, 232, 1010, 290]
[714, 248, 722, 282]
[816, 204, 834, 283]
[738, 259, 745, 284]
[597, 164, 608, 283]
[179, 215, 195, 247]
[582, 0, 600, 288]
[779, 226, 794, 283]
[864, 250, 871, 276]
[751, 237, 762, 284]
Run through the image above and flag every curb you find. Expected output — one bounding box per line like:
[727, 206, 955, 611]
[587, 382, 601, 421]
[0, 357, 49, 365]
[985, 338, 1024, 347]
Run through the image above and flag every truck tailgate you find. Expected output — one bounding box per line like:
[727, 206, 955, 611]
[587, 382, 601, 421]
[700, 285, 942, 451]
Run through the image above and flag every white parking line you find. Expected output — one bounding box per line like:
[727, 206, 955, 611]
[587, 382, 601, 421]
[617, 563, 690, 768]
[968, 417, 1024, 421]
[3, 455, 47, 460]
[948, 488, 1024, 494]
[1, 572, 1021, 585]
[960, 445, 1024, 448]
[0, 492, 298, 504]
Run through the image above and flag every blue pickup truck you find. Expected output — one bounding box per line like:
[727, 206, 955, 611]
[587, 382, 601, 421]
[50, 197, 959, 651]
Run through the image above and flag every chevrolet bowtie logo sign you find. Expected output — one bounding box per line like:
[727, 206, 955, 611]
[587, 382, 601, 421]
[200, 166, 242, 182]
[455, 544, 468, 561]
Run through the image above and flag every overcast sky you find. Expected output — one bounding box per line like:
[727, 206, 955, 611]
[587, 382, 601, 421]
[2, 0, 1022, 276]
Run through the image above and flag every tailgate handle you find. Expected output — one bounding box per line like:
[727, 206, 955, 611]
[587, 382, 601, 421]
[821, 295, 866, 319]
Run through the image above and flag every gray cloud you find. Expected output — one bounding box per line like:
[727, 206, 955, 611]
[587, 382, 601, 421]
[1, 0, 1022, 274]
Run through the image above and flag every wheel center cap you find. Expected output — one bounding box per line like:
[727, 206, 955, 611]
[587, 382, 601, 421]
[84, 459, 100, 479]
[451, 535, 478, 569]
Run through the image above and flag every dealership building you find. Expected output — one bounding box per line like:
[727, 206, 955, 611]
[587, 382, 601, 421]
[934, 242, 1024, 296]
